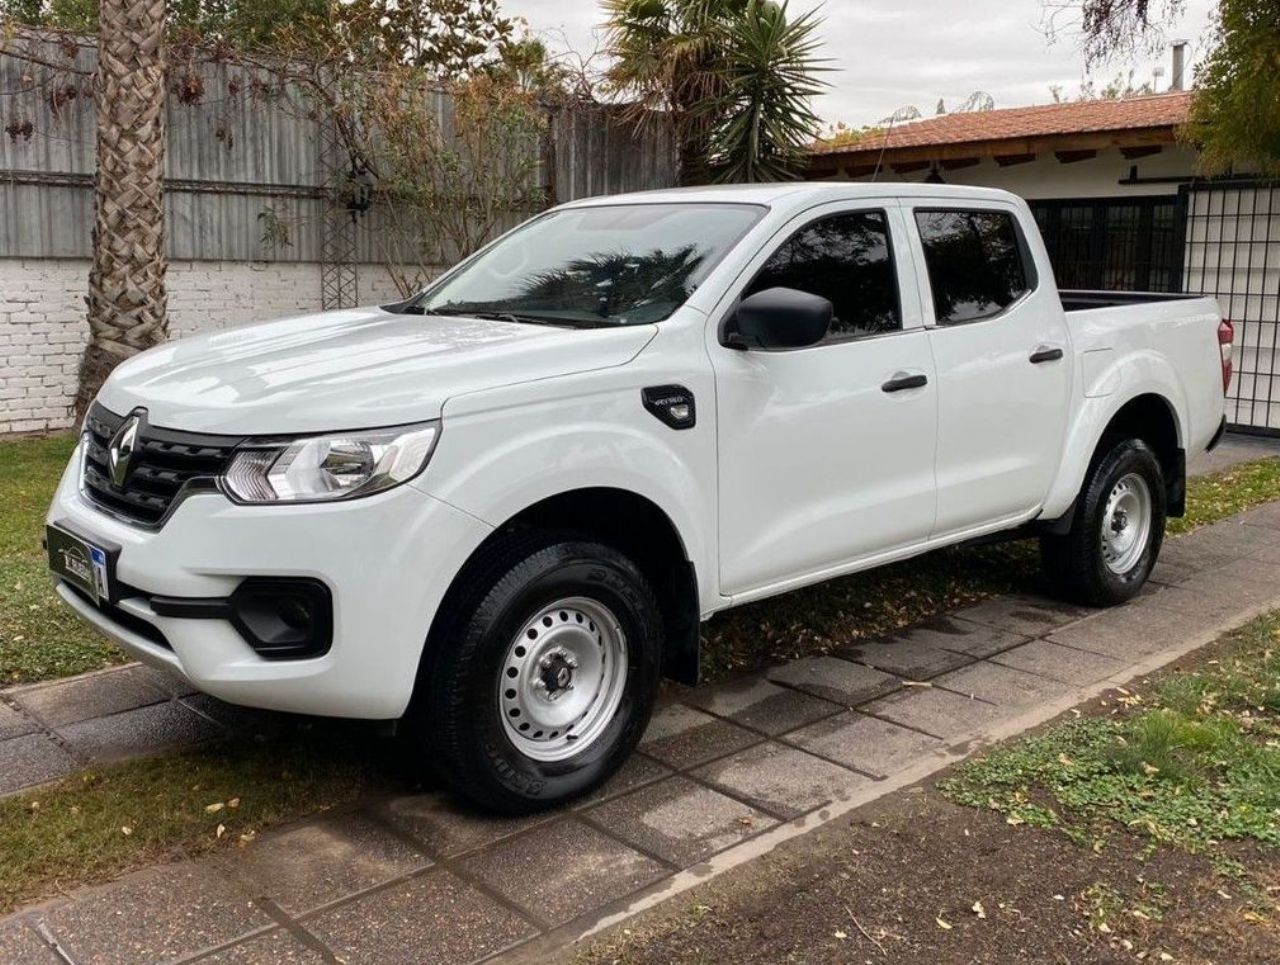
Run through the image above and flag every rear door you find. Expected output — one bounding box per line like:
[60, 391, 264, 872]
[907, 203, 1073, 537]
[710, 204, 937, 597]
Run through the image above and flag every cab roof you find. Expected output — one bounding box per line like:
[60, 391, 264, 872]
[562, 181, 1023, 211]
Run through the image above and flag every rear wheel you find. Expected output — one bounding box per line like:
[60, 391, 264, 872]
[413, 534, 663, 813]
[1040, 437, 1166, 606]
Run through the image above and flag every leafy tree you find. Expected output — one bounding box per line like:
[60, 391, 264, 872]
[2, 1, 514, 75]
[602, 0, 827, 184]
[488, 30, 573, 95]
[1044, 0, 1186, 67]
[1058, 0, 1280, 174]
[322, 0, 513, 75]
[1186, 0, 1280, 175]
[0, 0, 329, 45]
[1050, 68, 1155, 102]
[356, 71, 547, 293]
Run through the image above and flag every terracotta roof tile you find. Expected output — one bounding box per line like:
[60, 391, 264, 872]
[812, 92, 1193, 156]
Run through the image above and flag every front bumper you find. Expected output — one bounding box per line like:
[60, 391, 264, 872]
[47, 443, 492, 719]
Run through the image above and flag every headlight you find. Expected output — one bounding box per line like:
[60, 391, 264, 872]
[222, 422, 439, 504]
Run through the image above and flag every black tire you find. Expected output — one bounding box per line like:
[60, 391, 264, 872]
[1040, 437, 1166, 606]
[412, 532, 663, 814]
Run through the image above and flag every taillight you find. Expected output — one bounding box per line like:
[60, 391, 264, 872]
[1218, 318, 1234, 392]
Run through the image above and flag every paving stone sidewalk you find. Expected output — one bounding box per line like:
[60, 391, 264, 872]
[0, 437, 1275, 965]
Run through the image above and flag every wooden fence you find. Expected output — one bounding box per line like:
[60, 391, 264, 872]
[0, 32, 677, 265]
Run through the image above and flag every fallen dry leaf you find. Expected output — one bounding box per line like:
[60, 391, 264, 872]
[935, 917, 952, 930]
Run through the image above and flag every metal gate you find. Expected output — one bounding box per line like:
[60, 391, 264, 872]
[1031, 195, 1185, 293]
[1181, 179, 1280, 436]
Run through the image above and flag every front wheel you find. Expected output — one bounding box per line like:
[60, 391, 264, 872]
[412, 535, 663, 813]
[1040, 437, 1166, 606]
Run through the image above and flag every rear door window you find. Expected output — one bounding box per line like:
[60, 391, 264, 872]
[914, 209, 1031, 324]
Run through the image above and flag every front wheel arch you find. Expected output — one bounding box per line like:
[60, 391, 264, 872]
[424, 487, 701, 688]
[410, 532, 664, 812]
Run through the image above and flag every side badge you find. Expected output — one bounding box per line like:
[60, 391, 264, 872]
[642, 385, 696, 430]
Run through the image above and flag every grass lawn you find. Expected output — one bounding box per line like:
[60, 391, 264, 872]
[0, 724, 403, 915]
[942, 610, 1280, 879]
[0, 433, 125, 684]
[1, 433, 1278, 685]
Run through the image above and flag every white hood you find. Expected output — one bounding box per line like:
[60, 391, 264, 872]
[96, 307, 656, 435]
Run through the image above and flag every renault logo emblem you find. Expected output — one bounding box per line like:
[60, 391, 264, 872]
[108, 413, 142, 488]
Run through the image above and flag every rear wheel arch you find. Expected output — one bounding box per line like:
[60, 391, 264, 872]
[1090, 393, 1185, 516]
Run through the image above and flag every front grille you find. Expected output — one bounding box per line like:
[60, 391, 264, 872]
[83, 404, 243, 526]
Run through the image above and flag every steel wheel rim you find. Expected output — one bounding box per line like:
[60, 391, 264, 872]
[1100, 472, 1152, 575]
[498, 596, 628, 763]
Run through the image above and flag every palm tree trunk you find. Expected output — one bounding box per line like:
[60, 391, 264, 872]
[75, 0, 169, 418]
[677, 117, 712, 187]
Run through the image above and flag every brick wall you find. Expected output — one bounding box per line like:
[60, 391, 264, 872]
[0, 259, 407, 435]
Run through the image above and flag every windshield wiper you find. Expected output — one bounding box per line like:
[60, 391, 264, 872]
[426, 307, 602, 329]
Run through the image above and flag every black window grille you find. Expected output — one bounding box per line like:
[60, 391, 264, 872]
[1029, 195, 1185, 293]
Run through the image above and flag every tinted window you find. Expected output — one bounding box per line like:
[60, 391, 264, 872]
[914, 209, 1030, 324]
[745, 210, 901, 339]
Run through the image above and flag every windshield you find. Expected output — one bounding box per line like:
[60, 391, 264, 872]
[414, 203, 765, 328]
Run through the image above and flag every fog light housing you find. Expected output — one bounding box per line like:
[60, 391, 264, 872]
[229, 578, 332, 660]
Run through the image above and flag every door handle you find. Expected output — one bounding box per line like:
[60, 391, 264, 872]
[1029, 345, 1065, 364]
[881, 372, 928, 393]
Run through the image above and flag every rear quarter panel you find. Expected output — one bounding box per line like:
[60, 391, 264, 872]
[1041, 296, 1224, 517]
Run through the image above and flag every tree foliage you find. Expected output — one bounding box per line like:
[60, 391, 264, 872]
[1044, 0, 1186, 66]
[1, 0, 517, 76]
[1049, 68, 1155, 102]
[1186, 0, 1280, 175]
[1053, 0, 1280, 173]
[354, 71, 546, 294]
[602, 0, 827, 184]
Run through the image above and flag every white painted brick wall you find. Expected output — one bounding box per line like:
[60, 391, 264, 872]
[0, 259, 408, 435]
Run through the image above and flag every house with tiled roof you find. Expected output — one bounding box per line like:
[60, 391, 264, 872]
[809, 92, 1194, 190]
[807, 86, 1280, 436]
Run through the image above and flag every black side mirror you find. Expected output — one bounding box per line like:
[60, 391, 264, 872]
[727, 287, 833, 350]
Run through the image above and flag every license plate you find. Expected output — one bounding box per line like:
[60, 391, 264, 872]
[47, 523, 115, 605]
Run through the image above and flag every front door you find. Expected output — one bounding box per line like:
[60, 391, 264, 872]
[711, 205, 938, 598]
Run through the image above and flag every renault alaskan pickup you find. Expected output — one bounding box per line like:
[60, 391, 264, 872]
[46, 183, 1232, 811]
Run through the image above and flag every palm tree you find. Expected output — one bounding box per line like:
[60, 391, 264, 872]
[603, 0, 742, 185]
[602, 0, 826, 185]
[76, 0, 169, 417]
[700, 0, 826, 182]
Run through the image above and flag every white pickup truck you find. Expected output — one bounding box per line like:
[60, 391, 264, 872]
[47, 183, 1231, 811]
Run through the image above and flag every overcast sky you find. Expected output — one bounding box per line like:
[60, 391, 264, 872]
[502, 0, 1218, 128]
